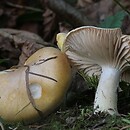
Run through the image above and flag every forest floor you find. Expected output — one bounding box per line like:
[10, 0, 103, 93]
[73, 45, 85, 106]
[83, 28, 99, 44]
[0, 0, 130, 130]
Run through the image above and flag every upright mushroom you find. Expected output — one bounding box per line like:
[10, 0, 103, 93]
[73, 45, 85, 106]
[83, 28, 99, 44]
[61, 26, 130, 115]
[0, 47, 72, 122]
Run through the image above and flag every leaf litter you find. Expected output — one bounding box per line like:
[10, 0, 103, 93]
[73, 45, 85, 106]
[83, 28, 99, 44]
[0, 0, 130, 129]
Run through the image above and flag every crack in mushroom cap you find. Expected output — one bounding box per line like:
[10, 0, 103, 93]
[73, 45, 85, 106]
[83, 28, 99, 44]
[63, 26, 130, 76]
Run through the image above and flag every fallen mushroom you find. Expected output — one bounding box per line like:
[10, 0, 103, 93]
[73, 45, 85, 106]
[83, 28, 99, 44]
[60, 26, 130, 115]
[0, 47, 72, 122]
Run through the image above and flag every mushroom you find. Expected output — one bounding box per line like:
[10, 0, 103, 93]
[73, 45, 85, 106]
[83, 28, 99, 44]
[0, 47, 72, 122]
[56, 33, 67, 51]
[61, 26, 130, 115]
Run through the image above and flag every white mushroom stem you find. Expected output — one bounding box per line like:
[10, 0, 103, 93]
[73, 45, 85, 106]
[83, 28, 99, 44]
[94, 67, 120, 115]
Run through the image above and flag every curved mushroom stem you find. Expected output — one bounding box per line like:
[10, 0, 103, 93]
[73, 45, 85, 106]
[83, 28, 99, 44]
[94, 67, 120, 115]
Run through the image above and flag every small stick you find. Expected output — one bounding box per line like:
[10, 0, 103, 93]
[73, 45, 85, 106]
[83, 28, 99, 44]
[34, 56, 57, 65]
[0, 122, 4, 130]
[113, 0, 130, 15]
[5, 1, 43, 12]
[29, 72, 57, 82]
[25, 66, 44, 118]
[120, 125, 130, 130]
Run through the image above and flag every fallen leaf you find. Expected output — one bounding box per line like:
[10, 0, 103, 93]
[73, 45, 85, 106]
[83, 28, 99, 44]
[43, 8, 57, 42]
[0, 28, 46, 65]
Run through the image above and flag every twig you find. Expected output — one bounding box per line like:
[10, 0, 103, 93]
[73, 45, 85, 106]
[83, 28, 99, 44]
[44, 0, 93, 27]
[25, 65, 44, 118]
[0, 122, 4, 130]
[8, 126, 18, 130]
[92, 119, 106, 129]
[29, 124, 47, 129]
[5, 1, 43, 12]
[113, 0, 130, 15]
[29, 72, 57, 82]
[120, 125, 130, 130]
[34, 56, 57, 65]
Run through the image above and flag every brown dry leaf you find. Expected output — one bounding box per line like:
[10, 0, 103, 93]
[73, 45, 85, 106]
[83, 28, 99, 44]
[77, 0, 93, 7]
[0, 8, 4, 16]
[0, 28, 46, 65]
[115, 0, 130, 10]
[79, 0, 129, 27]
[6, 8, 19, 28]
[42, 8, 58, 42]
[114, 0, 130, 34]
[0, 28, 45, 45]
[59, 22, 72, 33]
[1, 0, 26, 28]
[77, 0, 115, 25]
[77, 0, 101, 7]
[0, 36, 21, 70]
[19, 41, 43, 65]
[20, 22, 39, 34]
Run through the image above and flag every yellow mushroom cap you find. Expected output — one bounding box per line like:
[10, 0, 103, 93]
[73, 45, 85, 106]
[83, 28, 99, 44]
[56, 33, 67, 51]
[0, 47, 72, 122]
